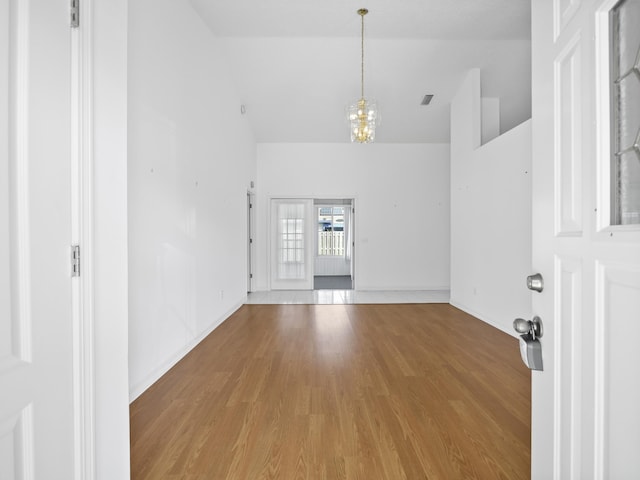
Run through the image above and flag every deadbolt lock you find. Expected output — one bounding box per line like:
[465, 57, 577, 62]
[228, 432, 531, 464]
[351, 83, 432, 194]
[526, 273, 544, 293]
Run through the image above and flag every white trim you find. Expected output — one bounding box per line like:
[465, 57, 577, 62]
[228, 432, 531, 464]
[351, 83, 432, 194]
[13, 0, 32, 364]
[594, 2, 614, 232]
[593, 7, 613, 472]
[357, 284, 450, 292]
[71, 0, 96, 478]
[128, 301, 244, 402]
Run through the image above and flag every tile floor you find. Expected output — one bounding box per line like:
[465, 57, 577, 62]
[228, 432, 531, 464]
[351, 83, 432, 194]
[244, 289, 450, 305]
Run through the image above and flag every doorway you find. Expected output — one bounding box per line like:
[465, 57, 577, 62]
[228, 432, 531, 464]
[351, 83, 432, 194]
[313, 199, 355, 290]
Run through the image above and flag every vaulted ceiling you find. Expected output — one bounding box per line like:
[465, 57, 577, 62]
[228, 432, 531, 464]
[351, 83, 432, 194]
[189, 0, 532, 143]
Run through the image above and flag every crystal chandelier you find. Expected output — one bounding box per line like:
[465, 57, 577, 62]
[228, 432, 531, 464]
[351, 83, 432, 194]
[348, 8, 379, 143]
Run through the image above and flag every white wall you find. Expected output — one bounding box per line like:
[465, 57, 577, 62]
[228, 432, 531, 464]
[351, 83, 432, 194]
[450, 69, 532, 335]
[256, 143, 450, 291]
[128, 0, 257, 400]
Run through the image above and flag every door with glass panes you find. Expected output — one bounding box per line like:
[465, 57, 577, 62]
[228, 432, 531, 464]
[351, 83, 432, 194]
[270, 199, 314, 290]
[530, 0, 640, 477]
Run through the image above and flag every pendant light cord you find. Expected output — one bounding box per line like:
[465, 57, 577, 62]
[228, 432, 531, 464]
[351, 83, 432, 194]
[360, 11, 365, 99]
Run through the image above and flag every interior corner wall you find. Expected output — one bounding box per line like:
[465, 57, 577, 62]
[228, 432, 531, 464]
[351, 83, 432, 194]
[255, 143, 450, 291]
[450, 69, 532, 335]
[127, 0, 257, 400]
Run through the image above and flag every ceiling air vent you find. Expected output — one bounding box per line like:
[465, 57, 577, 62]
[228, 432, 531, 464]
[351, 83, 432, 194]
[420, 94, 434, 106]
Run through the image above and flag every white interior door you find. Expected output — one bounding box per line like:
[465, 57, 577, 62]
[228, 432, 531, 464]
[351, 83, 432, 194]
[270, 198, 313, 290]
[531, 0, 640, 478]
[1, 0, 77, 477]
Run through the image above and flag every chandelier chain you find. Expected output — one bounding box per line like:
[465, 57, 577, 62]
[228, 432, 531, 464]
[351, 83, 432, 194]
[361, 11, 365, 99]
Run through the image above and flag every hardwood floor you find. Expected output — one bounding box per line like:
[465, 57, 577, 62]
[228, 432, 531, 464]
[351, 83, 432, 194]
[130, 304, 531, 479]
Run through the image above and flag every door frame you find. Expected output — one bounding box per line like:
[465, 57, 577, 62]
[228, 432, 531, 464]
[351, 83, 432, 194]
[247, 191, 255, 293]
[74, 0, 130, 477]
[350, 198, 356, 290]
[312, 198, 356, 289]
[71, 2, 95, 476]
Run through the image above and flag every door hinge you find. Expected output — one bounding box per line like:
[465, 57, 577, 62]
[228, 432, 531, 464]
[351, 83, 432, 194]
[71, 245, 80, 277]
[70, 0, 79, 28]
[250, 238, 253, 244]
[250, 274, 253, 279]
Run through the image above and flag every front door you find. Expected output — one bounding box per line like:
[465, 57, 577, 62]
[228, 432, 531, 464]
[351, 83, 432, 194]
[531, 0, 640, 478]
[0, 0, 77, 477]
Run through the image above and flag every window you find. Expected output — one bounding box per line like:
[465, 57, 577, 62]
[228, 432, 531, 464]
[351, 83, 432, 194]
[610, 0, 640, 225]
[317, 206, 345, 255]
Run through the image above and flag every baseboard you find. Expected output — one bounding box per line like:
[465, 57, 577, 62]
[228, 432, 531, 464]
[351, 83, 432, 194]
[129, 300, 244, 403]
[248, 286, 451, 293]
[448, 298, 517, 338]
[354, 285, 451, 292]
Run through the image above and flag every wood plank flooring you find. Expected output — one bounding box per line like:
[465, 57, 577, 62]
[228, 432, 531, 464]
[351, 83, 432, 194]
[130, 304, 531, 479]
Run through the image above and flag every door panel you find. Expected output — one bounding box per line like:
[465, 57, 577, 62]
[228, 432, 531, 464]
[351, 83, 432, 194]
[555, 34, 583, 236]
[596, 262, 640, 478]
[555, 255, 583, 480]
[0, 0, 75, 477]
[532, 0, 640, 478]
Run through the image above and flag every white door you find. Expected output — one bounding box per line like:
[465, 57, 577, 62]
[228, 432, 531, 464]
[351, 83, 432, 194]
[270, 198, 313, 290]
[531, 0, 640, 478]
[1, 0, 78, 477]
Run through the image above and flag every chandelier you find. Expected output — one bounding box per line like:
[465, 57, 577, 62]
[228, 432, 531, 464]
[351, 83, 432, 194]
[348, 8, 379, 143]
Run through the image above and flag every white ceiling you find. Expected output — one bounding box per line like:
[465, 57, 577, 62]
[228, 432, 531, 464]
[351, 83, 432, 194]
[189, 0, 532, 143]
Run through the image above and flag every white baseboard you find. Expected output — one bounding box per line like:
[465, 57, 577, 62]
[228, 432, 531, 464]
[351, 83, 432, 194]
[448, 298, 517, 338]
[349, 285, 450, 292]
[129, 300, 244, 403]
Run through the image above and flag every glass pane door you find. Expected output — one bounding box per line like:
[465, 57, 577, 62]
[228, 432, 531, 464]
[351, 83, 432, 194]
[270, 199, 313, 290]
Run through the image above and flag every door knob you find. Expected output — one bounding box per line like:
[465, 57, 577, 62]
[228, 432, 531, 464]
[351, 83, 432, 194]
[527, 273, 544, 292]
[513, 316, 544, 371]
[513, 315, 543, 339]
